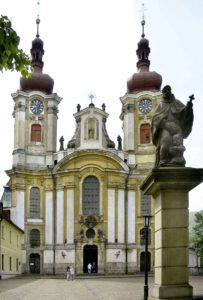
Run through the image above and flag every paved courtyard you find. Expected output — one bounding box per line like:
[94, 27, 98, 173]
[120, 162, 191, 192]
[0, 276, 202, 300]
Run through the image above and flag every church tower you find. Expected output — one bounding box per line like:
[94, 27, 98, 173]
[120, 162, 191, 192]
[120, 17, 162, 168]
[7, 13, 62, 274]
[118, 16, 163, 274]
[12, 15, 61, 169]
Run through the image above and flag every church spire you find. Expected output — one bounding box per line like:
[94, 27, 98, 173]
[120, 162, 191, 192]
[136, 9, 150, 72]
[141, 3, 146, 38]
[20, 1, 54, 94]
[127, 4, 162, 93]
[30, 1, 44, 72]
[36, 1, 40, 38]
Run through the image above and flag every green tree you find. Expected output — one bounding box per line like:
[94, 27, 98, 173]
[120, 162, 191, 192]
[0, 15, 31, 77]
[191, 212, 203, 266]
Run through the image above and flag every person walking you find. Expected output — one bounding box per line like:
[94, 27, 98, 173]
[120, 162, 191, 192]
[70, 265, 74, 280]
[87, 262, 92, 274]
[66, 265, 70, 280]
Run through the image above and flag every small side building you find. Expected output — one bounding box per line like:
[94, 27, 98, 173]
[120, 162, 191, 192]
[0, 186, 24, 279]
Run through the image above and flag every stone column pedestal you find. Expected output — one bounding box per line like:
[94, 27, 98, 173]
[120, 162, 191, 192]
[141, 167, 203, 300]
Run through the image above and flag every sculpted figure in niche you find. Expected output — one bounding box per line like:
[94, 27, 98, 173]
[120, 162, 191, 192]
[88, 129, 94, 139]
[151, 85, 194, 167]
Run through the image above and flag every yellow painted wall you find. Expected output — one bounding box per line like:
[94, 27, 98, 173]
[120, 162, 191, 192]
[1, 218, 24, 278]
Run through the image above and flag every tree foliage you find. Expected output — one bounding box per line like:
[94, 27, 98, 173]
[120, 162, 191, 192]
[192, 212, 203, 266]
[0, 15, 31, 77]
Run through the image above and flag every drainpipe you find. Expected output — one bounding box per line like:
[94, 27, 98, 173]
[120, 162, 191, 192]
[53, 172, 56, 276]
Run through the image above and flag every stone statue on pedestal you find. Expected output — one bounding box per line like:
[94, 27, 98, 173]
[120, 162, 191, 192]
[152, 85, 194, 167]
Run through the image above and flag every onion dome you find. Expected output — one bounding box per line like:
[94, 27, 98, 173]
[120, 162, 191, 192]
[20, 15, 54, 94]
[127, 19, 162, 93]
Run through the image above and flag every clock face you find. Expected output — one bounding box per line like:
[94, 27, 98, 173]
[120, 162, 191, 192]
[30, 99, 44, 115]
[138, 99, 152, 114]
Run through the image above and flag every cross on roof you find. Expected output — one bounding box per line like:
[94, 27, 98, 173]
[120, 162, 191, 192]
[189, 94, 195, 102]
[88, 93, 96, 104]
[36, 1, 40, 38]
[141, 3, 147, 38]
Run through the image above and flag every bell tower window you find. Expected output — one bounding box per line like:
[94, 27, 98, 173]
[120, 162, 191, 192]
[31, 124, 42, 142]
[140, 123, 151, 144]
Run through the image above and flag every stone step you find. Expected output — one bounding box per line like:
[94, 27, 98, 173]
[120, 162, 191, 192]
[16, 272, 154, 280]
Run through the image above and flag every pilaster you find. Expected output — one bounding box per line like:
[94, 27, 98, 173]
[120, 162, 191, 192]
[141, 167, 203, 300]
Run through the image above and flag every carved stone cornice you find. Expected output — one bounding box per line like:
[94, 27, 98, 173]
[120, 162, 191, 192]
[47, 105, 58, 115]
[12, 183, 25, 191]
[120, 103, 135, 117]
[13, 102, 26, 113]
[127, 103, 135, 113]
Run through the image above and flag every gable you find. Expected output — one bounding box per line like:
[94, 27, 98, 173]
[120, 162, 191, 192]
[55, 150, 128, 173]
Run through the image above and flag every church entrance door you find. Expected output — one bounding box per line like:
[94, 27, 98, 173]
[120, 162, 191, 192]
[29, 253, 40, 274]
[83, 244, 98, 273]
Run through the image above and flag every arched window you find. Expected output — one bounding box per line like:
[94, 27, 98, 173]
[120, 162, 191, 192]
[31, 124, 42, 142]
[82, 176, 99, 215]
[86, 228, 95, 239]
[140, 123, 151, 144]
[84, 118, 99, 140]
[30, 187, 40, 218]
[140, 191, 151, 216]
[30, 229, 40, 248]
[88, 118, 95, 139]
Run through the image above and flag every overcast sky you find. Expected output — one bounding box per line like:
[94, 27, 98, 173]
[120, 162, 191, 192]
[0, 0, 203, 212]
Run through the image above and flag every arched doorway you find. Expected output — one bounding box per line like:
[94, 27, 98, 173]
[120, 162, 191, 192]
[140, 251, 151, 272]
[29, 253, 40, 274]
[83, 244, 98, 273]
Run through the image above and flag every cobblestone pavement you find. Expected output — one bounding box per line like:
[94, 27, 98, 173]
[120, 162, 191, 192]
[0, 276, 202, 300]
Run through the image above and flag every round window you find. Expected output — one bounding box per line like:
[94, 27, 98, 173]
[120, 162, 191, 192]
[86, 228, 95, 239]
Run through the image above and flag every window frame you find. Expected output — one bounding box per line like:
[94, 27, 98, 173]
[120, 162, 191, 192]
[140, 123, 151, 144]
[140, 191, 151, 216]
[31, 124, 42, 142]
[30, 229, 40, 248]
[82, 176, 100, 215]
[30, 187, 41, 219]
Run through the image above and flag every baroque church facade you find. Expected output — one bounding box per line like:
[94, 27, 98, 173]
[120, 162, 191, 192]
[3, 17, 163, 275]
